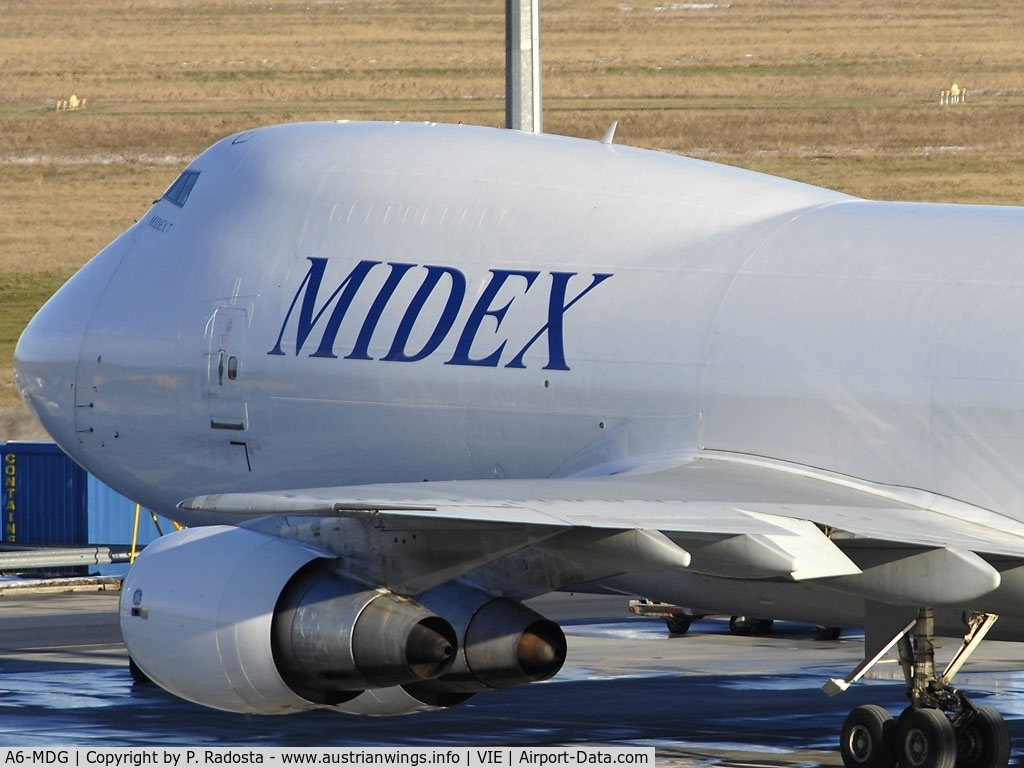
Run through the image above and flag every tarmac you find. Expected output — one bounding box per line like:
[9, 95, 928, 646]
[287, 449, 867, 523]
[1, 585, 1023, 765]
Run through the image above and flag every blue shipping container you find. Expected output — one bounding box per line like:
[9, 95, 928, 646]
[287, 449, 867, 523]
[88, 473, 167, 546]
[1, 441, 88, 545]
[88, 474, 170, 575]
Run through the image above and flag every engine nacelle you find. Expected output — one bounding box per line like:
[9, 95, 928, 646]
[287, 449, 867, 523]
[411, 582, 567, 699]
[334, 686, 465, 716]
[272, 563, 457, 703]
[121, 526, 456, 714]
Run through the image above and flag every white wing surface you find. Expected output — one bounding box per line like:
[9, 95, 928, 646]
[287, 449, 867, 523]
[180, 452, 1024, 598]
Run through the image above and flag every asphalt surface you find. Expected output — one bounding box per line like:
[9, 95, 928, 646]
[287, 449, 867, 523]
[1, 589, 1023, 765]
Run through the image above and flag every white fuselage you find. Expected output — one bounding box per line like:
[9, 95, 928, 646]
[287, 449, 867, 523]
[16, 121, 1024, 529]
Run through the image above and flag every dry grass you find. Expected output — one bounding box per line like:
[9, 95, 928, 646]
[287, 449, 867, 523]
[4, 0, 1024, 429]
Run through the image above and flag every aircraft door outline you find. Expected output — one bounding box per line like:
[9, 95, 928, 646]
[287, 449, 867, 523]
[204, 307, 248, 431]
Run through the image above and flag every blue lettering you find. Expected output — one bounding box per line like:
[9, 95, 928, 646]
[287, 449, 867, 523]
[268, 257, 380, 357]
[506, 272, 614, 370]
[345, 262, 416, 360]
[382, 265, 467, 362]
[268, 258, 613, 370]
[445, 269, 539, 367]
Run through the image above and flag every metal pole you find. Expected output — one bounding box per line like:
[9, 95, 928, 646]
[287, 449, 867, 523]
[505, 0, 542, 133]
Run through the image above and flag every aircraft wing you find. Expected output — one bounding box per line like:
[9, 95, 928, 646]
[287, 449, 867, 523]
[180, 452, 1024, 602]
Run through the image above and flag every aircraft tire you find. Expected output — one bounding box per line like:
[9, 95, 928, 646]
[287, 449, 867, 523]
[956, 706, 1010, 768]
[839, 704, 894, 768]
[816, 625, 842, 641]
[665, 616, 691, 635]
[896, 707, 956, 768]
[728, 616, 773, 635]
[728, 616, 754, 635]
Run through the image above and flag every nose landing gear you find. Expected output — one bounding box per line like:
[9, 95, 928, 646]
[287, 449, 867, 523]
[831, 609, 1009, 768]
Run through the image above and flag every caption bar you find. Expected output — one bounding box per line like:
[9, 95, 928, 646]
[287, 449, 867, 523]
[2, 748, 654, 768]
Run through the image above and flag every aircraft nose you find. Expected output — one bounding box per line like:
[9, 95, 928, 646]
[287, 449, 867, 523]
[14, 232, 129, 454]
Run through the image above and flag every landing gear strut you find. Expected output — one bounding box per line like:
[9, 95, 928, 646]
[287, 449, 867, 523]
[831, 608, 1009, 768]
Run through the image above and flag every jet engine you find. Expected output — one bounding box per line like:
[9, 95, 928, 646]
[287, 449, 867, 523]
[120, 526, 456, 714]
[272, 562, 457, 704]
[326, 583, 568, 713]
[410, 582, 567, 701]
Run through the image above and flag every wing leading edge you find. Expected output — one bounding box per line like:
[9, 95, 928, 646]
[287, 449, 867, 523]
[179, 452, 1024, 609]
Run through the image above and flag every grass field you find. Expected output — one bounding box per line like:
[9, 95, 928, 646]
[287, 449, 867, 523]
[3, 0, 1024, 432]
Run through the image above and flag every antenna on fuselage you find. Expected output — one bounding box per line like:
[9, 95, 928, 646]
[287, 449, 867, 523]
[505, 0, 542, 134]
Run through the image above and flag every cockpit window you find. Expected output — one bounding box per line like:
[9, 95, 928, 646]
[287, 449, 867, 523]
[162, 170, 200, 207]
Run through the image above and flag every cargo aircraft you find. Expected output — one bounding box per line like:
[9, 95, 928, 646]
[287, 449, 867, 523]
[16, 120, 1024, 768]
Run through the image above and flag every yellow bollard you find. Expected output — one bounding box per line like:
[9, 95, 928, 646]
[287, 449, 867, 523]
[130, 503, 142, 564]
